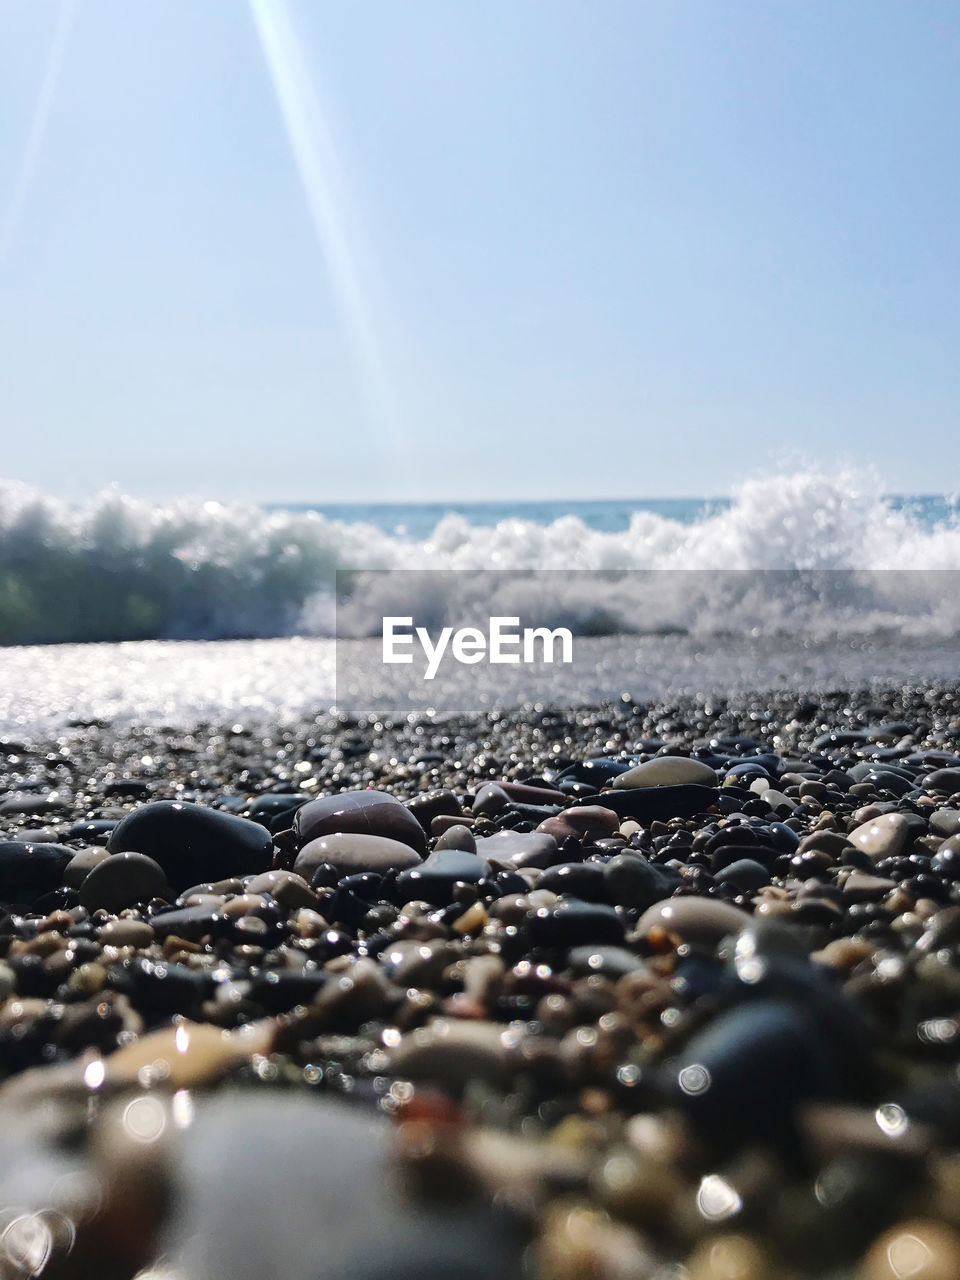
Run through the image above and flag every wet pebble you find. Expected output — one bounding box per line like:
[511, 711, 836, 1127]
[79, 851, 169, 912]
[107, 801, 273, 890]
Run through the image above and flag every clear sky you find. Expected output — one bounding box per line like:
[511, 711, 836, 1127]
[1, 0, 958, 503]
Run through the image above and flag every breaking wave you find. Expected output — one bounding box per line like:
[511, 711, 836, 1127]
[2, 470, 960, 644]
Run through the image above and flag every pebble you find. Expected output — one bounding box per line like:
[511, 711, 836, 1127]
[528, 899, 626, 946]
[294, 831, 422, 876]
[63, 846, 112, 887]
[861, 1220, 960, 1280]
[930, 808, 960, 838]
[848, 813, 914, 859]
[107, 800, 273, 890]
[574, 783, 720, 821]
[97, 918, 155, 947]
[394, 848, 491, 904]
[472, 782, 511, 817]
[603, 852, 681, 908]
[637, 896, 751, 944]
[612, 757, 719, 789]
[79, 851, 170, 912]
[387, 1019, 523, 1088]
[163, 1094, 521, 1280]
[0, 840, 73, 902]
[667, 999, 847, 1150]
[474, 830, 559, 868]
[714, 858, 771, 891]
[434, 823, 477, 852]
[535, 804, 620, 844]
[406, 788, 461, 830]
[102, 1020, 273, 1088]
[686, 1234, 770, 1280]
[244, 868, 316, 908]
[292, 789, 427, 854]
[923, 769, 960, 794]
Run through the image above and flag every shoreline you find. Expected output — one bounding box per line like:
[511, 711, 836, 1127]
[5, 630, 960, 736]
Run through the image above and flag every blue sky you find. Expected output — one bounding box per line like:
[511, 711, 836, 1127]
[1, 0, 958, 502]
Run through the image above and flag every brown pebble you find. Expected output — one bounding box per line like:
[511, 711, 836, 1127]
[97, 918, 155, 948]
[687, 1234, 771, 1280]
[637, 897, 751, 945]
[537, 805, 621, 844]
[102, 1019, 274, 1089]
[434, 824, 477, 853]
[860, 1220, 960, 1280]
[63, 847, 112, 888]
[431, 813, 476, 836]
[452, 901, 488, 935]
[246, 869, 317, 908]
[848, 813, 913, 860]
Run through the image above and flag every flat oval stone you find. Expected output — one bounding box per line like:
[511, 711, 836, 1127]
[107, 801, 273, 891]
[97, 918, 155, 947]
[528, 899, 625, 946]
[149, 905, 224, 941]
[106, 955, 214, 1013]
[103, 1020, 273, 1089]
[293, 790, 426, 855]
[295, 832, 421, 877]
[612, 758, 718, 789]
[848, 813, 913, 860]
[497, 780, 567, 805]
[536, 805, 620, 844]
[386, 1019, 523, 1087]
[246, 968, 330, 1013]
[906, 751, 960, 768]
[714, 858, 771, 892]
[474, 830, 559, 869]
[711, 843, 779, 872]
[842, 870, 896, 901]
[0, 793, 69, 817]
[574, 784, 720, 822]
[638, 896, 751, 945]
[923, 767, 960, 793]
[79, 852, 170, 912]
[394, 848, 491, 905]
[0, 841, 72, 902]
[850, 768, 915, 797]
[563, 757, 635, 785]
[568, 944, 643, 979]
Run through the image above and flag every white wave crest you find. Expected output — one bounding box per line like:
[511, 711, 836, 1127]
[2, 469, 960, 644]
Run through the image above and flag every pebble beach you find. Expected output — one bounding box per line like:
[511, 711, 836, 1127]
[3, 685, 960, 1278]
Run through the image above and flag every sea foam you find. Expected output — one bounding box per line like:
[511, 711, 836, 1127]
[2, 469, 960, 644]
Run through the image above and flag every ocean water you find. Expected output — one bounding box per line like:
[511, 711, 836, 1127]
[2, 469, 960, 731]
[3, 469, 960, 646]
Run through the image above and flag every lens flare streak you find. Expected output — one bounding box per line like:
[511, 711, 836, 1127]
[0, 0, 77, 262]
[248, 0, 405, 453]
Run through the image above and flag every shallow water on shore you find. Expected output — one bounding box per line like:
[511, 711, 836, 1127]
[3, 631, 960, 735]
